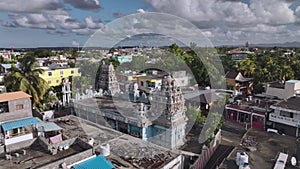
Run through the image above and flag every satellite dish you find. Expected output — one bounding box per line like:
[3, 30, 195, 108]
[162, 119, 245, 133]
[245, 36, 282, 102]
[291, 157, 297, 166]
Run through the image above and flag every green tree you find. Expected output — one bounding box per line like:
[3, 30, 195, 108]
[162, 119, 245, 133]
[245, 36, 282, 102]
[220, 55, 237, 73]
[238, 58, 256, 77]
[186, 106, 206, 125]
[41, 89, 59, 111]
[5, 55, 49, 107]
[0, 56, 4, 64]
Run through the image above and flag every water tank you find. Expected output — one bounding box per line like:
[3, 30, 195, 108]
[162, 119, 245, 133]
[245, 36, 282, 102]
[291, 157, 297, 166]
[99, 144, 110, 157]
[236, 152, 249, 166]
[88, 138, 94, 146]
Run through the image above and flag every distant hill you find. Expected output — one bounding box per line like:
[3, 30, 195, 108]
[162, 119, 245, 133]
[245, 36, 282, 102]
[249, 41, 300, 48]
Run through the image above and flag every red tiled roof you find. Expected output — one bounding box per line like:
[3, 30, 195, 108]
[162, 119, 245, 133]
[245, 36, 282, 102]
[225, 72, 240, 79]
[0, 91, 31, 102]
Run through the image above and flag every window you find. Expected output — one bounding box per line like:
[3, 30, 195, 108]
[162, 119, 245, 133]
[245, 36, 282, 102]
[131, 131, 140, 138]
[71, 70, 74, 74]
[280, 111, 293, 118]
[146, 81, 155, 88]
[56, 80, 60, 84]
[48, 81, 51, 84]
[13, 128, 18, 134]
[0, 102, 8, 113]
[48, 72, 52, 76]
[60, 70, 64, 75]
[140, 81, 144, 86]
[16, 104, 24, 110]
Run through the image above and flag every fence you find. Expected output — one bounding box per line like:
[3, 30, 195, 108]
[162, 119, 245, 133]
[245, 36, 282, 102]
[190, 129, 222, 169]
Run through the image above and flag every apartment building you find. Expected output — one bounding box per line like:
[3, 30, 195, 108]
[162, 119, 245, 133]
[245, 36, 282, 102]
[39, 65, 81, 86]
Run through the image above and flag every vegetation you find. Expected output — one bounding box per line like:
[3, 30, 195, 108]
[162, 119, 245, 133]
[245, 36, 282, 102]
[186, 106, 206, 125]
[168, 44, 226, 88]
[41, 89, 60, 111]
[73, 58, 120, 93]
[218, 49, 300, 93]
[5, 55, 50, 109]
[204, 112, 224, 146]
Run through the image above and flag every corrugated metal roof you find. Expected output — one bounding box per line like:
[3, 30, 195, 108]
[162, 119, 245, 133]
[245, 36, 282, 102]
[36, 121, 62, 132]
[1, 117, 38, 131]
[74, 155, 114, 169]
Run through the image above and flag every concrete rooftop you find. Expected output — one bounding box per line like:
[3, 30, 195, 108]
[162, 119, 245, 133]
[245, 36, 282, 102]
[55, 115, 180, 168]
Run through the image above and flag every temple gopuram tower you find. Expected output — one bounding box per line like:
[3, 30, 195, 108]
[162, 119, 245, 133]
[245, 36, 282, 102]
[149, 74, 187, 149]
[97, 61, 120, 96]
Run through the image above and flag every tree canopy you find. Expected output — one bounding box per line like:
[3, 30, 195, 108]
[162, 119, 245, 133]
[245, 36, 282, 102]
[5, 55, 49, 107]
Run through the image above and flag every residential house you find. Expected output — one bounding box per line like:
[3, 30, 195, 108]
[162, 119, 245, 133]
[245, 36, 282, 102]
[184, 89, 219, 114]
[115, 55, 133, 63]
[225, 71, 253, 95]
[225, 95, 280, 131]
[226, 48, 254, 61]
[0, 91, 38, 151]
[269, 96, 300, 137]
[135, 75, 163, 93]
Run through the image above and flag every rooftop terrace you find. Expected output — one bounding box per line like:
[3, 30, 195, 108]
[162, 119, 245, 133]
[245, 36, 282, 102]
[56, 115, 181, 168]
[0, 115, 181, 169]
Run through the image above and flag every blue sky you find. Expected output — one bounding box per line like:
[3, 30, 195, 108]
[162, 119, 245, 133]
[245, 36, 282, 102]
[0, 0, 300, 48]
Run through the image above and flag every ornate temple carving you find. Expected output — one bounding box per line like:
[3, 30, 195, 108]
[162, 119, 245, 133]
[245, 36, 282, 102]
[97, 61, 120, 96]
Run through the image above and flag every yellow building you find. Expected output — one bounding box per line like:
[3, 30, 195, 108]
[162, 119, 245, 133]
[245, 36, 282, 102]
[135, 75, 162, 93]
[39, 66, 81, 86]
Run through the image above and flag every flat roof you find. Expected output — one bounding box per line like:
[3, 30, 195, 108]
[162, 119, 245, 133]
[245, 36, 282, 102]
[54, 116, 179, 168]
[0, 115, 179, 168]
[273, 97, 300, 112]
[0, 91, 31, 102]
[0, 138, 91, 168]
[226, 96, 281, 113]
[268, 82, 285, 89]
[36, 121, 62, 132]
[286, 80, 300, 83]
[221, 128, 297, 169]
[73, 96, 154, 126]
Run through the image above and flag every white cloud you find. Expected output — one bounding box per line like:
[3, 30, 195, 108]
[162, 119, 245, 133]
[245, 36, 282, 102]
[9, 14, 55, 29]
[137, 9, 146, 14]
[48, 14, 83, 30]
[295, 6, 300, 18]
[144, 0, 300, 45]
[0, 0, 67, 15]
[72, 40, 80, 46]
[85, 16, 104, 29]
[249, 0, 296, 25]
[71, 28, 93, 35]
[146, 0, 297, 26]
[64, 0, 100, 11]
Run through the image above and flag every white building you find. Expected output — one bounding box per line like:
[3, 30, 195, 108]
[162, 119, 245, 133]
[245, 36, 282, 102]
[269, 96, 300, 137]
[265, 80, 300, 100]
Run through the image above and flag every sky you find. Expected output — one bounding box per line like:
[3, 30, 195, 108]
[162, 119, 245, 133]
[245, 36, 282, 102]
[0, 0, 300, 48]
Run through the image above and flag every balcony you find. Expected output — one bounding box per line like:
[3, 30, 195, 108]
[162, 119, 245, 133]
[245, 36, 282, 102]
[269, 113, 300, 127]
[4, 133, 33, 145]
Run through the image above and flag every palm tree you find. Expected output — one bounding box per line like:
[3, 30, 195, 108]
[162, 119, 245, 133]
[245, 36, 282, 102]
[5, 55, 49, 107]
[237, 58, 256, 77]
